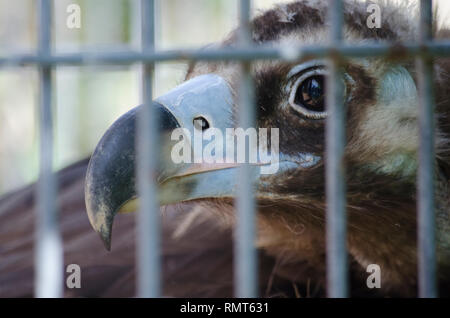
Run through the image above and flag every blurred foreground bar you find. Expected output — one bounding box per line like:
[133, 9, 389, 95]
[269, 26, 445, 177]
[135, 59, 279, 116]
[136, 0, 160, 298]
[417, 0, 437, 298]
[325, 0, 348, 298]
[35, 0, 63, 298]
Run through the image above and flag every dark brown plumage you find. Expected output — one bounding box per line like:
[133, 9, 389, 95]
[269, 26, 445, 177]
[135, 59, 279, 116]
[1, 0, 450, 297]
[0, 159, 322, 297]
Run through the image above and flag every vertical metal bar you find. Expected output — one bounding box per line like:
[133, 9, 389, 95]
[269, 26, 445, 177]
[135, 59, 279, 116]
[325, 0, 348, 298]
[234, 0, 257, 297]
[417, 0, 437, 298]
[35, 0, 63, 298]
[137, 0, 160, 297]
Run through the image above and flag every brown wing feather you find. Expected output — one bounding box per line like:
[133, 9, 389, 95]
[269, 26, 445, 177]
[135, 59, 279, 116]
[0, 159, 307, 297]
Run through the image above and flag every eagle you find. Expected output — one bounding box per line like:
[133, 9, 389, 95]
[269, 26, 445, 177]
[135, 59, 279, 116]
[1, 0, 450, 298]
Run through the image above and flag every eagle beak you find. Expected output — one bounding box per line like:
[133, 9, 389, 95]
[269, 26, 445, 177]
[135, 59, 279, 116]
[85, 74, 261, 250]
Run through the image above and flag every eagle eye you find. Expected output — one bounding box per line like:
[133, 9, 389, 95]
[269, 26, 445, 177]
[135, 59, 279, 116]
[287, 64, 328, 119]
[295, 75, 325, 112]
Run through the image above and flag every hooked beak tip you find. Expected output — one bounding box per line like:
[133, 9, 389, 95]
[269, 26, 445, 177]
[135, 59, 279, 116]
[85, 197, 114, 251]
[94, 217, 113, 251]
[101, 231, 112, 251]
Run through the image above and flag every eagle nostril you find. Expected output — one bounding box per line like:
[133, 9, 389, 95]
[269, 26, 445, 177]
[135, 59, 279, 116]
[193, 116, 210, 131]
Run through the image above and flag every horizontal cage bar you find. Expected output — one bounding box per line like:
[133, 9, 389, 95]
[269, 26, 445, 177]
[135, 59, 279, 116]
[1, 42, 449, 67]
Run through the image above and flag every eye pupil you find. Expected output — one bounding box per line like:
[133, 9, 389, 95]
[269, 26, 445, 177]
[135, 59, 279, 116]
[304, 78, 321, 99]
[193, 116, 210, 131]
[295, 75, 325, 112]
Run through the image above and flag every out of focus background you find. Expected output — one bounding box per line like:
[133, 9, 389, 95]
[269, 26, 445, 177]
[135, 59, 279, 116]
[0, 0, 449, 195]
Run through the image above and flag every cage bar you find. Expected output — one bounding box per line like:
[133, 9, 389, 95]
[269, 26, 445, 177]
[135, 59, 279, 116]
[136, 0, 160, 298]
[417, 0, 437, 298]
[2, 42, 450, 66]
[35, 0, 63, 298]
[234, 0, 257, 298]
[325, 0, 348, 298]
